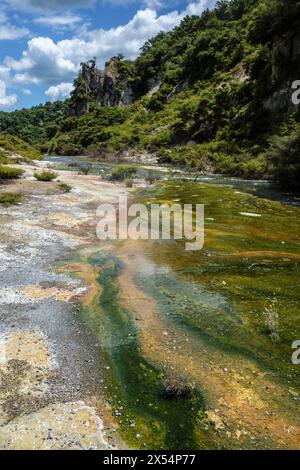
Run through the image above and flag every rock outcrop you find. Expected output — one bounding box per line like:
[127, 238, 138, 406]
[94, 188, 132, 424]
[263, 33, 300, 116]
[70, 59, 133, 116]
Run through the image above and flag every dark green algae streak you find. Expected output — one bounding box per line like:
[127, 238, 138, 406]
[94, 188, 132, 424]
[77, 253, 207, 450]
[77, 180, 300, 449]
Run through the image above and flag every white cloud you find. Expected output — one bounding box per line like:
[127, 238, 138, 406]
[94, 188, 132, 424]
[21, 88, 32, 95]
[3, 1, 217, 97]
[104, 0, 165, 7]
[0, 65, 10, 80]
[0, 25, 29, 40]
[5, 0, 93, 12]
[143, 0, 164, 7]
[6, 36, 78, 84]
[5, 8, 184, 86]
[34, 14, 82, 28]
[0, 80, 17, 107]
[186, 0, 216, 15]
[0, 9, 29, 40]
[45, 82, 73, 101]
[78, 8, 188, 62]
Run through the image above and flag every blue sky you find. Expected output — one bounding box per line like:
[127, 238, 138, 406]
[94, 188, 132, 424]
[0, 0, 217, 110]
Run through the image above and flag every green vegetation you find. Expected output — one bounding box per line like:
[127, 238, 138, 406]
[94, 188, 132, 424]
[0, 134, 41, 160]
[79, 166, 91, 175]
[0, 192, 22, 206]
[58, 183, 72, 193]
[79, 179, 300, 449]
[110, 165, 138, 181]
[137, 180, 300, 388]
[124, 177, 134, 188]
[0, 165, 24, 180]
[0, 151, 13, 165]
[1, 0, 300, 190]
[34, 170, 57, 182]
[267, 121, 300, 191]
[0, 102, 67, 146]
[39, 0, 299, 188]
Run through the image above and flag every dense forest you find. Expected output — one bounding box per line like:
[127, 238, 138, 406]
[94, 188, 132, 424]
[0, 101, 67, 146]
[0, 0, 300, 190]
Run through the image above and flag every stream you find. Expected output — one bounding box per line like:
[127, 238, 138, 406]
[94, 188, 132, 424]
[46, 155, 300, 450]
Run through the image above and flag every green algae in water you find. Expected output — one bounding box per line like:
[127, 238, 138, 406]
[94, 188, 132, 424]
[74, 180, 300, 449]
[135, 182, 300, 389]
[84, 253, 209, 450]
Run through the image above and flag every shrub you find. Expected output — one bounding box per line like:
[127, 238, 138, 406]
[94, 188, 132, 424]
[0, 192, 22, 206]
[124, 177, 134, 188]
[0, 150, 12, 165]
[238, 155, 267, 179]
[34, 170, 57, 182]
[58, 183, 72, 193]
[268, 126, 300, 192]
[79, 166, 91, 175]
[111, 165, 138, 181]
[0, 165, 24, 180]
[145, 170, 158, 185]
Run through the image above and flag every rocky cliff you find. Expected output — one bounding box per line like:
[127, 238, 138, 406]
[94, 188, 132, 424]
[263, 32, 300, 116]
[70, 59, 133, 116]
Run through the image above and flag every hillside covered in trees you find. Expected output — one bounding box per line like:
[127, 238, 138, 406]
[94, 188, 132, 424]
[1, 0, 300, 190]
[0, 101, 67, 146]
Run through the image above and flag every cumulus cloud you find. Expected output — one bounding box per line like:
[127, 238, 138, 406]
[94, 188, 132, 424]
[5, 0, 93, 12]
[3, 0, 217, 101]
[45, 82, 73, 101]
[5, 7, 184, 86]
[6, 36, 78, 84]
[79, 8, 188, 61]
[0, 9, 29, 40]
[0, 80, 17, 107]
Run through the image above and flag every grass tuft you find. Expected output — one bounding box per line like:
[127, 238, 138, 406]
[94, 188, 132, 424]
[0, 165, 24, 180]
[58, 182, 72, 193]
[111, 165, 138, 181]
[34, 170, 57, 182]
[0, 192, 22, 206]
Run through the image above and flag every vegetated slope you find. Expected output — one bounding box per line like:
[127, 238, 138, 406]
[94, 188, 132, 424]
[0, 101, 68, 146]
[0, 134, 41, 161]
[2, 0, 300, 189]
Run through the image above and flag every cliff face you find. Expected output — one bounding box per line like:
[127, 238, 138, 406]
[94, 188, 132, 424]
[263, 33, 300, 116]
[70, 60, 133, 116]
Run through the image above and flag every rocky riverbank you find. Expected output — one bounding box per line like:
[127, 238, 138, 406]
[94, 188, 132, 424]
[0, 160, 128, 450]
